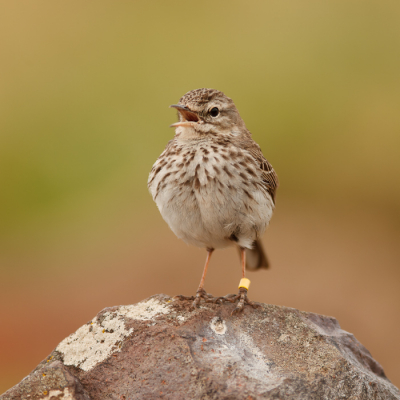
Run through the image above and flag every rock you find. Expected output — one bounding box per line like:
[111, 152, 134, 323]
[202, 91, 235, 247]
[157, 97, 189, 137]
[1, 294, 399, 399]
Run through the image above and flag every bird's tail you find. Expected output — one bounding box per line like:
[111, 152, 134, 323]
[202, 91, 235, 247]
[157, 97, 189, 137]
[245, 240, 270, 271]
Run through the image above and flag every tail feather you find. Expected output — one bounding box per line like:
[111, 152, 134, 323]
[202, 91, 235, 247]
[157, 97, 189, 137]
[244, 240, 270, 271]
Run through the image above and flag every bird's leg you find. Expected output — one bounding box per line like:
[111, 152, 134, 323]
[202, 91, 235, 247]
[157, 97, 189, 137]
[175, 248, 215, 308]
[230, 247, 261, 314]
[192, 248, 215, 308]
[209, 248, 246, 306]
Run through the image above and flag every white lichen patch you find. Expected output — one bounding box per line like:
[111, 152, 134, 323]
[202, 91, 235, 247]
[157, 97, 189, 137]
[210, 317, 227, 335]
[56, 297, 172, 372]
[40, 388, 73, 400]
[117, 297, 171, 321]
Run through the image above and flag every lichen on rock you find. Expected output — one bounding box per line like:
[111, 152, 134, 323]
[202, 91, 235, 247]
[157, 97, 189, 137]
[1, 294, 399, 400]
[56, 297, 173, 371]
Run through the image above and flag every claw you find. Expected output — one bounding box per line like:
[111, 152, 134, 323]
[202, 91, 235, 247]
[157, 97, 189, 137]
[175, 288, 217, 308]
[175, 288, 261, 314]
[211, 293, 238, 304]
[231, 288, 261, 315]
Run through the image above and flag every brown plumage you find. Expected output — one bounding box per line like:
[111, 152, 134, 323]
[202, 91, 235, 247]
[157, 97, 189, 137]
[148, 88, 278, 313]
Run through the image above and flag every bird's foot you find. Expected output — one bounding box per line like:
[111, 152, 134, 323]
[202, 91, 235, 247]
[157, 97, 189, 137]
[213, 288, 261, 315]
[174, 288, 215, 309]
[175, 288, 261, 313]
[231, 288, 259, 315]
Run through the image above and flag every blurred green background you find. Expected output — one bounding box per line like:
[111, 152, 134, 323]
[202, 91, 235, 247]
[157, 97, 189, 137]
[1, 0, 400, 392]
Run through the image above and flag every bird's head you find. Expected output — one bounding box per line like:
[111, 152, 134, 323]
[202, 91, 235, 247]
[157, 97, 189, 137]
[170, 88, 246, 138]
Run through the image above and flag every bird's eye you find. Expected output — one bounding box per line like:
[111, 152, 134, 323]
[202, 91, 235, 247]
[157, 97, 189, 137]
[209, 107, 219, 117]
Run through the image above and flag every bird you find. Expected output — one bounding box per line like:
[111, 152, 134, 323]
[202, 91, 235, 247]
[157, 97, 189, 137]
[148, 88, 278, 313]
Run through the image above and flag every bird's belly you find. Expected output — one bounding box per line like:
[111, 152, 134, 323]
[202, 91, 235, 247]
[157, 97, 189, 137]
[155, 177, 273, 250]
[154, 182, 225, 249]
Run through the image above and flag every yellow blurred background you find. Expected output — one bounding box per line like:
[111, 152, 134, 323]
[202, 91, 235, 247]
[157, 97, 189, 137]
[1, 1, 400, 392]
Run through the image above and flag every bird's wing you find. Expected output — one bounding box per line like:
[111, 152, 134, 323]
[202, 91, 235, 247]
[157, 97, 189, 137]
[235, 135, 279, 203]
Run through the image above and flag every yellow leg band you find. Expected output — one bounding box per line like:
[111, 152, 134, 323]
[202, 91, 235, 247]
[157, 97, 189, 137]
[238, 278, 251, 290]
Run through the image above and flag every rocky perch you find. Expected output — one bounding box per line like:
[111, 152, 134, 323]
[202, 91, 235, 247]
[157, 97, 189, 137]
[1, 294, 399, 399]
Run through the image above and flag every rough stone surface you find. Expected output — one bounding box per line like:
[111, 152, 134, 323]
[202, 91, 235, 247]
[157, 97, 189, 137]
[1, 294, 399, 399]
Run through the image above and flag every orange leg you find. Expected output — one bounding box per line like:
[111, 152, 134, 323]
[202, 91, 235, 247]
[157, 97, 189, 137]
[175, 248, 215, 308]
[190, 248, 215, 307]
[213, 247, 260, 314]
[197, 248, 214, 292]
[241, 247, 246, 279]
[175, 247, 260, 313]
[231, 248, 249, 313]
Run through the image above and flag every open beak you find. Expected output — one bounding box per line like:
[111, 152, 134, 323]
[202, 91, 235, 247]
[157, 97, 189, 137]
[169, 104, 199, 127]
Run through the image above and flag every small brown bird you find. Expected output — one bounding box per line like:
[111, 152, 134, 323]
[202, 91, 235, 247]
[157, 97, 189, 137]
[148, 88, 278, 313]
